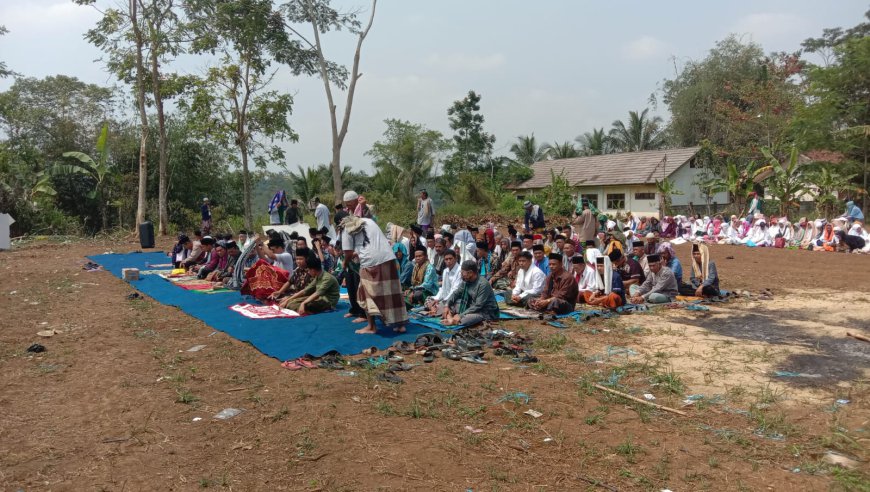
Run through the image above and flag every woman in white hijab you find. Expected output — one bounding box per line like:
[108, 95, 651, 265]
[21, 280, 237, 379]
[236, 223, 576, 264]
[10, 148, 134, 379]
[577, 246, 603, 292]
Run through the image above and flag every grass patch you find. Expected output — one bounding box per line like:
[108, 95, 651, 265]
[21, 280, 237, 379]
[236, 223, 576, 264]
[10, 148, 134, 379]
[404, 397, 438, 419]
[436, 367, 456, 383]
[650, 367, 685, 395]
[614, 435, 643, 463]
[175, 388, 199, 405]
[375, 400, 397, 416]
[534, 333, 568, 353]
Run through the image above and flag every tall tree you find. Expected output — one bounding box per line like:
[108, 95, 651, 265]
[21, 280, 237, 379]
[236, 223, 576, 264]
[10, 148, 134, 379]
[0, 26, 16, 78]
[76, 0, 151, 231]
[608, 109, 667, 152]
[367, 119, 450, 204]
[283, 0, 377, 205]
[508, 134, 550, 165]
[575, 128, 612, 156]
[760, 146, 811, 217]
[56, 123, 116, 231]
[662, 35, 802, 166]
[444, 90, 495, 175]
[184, 0, 299, 229]
[799, 11, 870, 214]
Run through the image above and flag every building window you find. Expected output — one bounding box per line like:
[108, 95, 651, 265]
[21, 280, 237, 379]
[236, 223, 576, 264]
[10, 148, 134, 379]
[580, 193, 598, 209]
[635, 192, 656, 200]
[606, 193, 625, 210]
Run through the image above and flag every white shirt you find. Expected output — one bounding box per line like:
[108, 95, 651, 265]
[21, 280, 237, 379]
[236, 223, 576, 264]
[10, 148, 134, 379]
[433, 262, 462, 302]
[315, 203, 330, 230]
[271, 252, 295, 274]
[341, 218, 395, 269]
[512, 264, 546, 299]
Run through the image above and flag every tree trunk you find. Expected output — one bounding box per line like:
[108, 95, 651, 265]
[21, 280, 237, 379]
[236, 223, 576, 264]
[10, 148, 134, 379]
[240, 143, 253, 230]
[131, 0, 149, 235]
[150, 52, 169, 236]
[331, 146, 342, 204]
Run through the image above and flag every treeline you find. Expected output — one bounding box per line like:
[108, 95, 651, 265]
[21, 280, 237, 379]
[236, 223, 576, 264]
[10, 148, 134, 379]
[0, 6, 867, 237]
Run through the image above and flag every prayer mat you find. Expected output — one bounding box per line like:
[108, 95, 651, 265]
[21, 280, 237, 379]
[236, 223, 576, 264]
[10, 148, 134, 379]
[676, 295, 704, 302]
[88, 252, 431, 361]
[231, 303, 299, 319]
[176, 282, 215, 291]
[241, 259, 290, 300]
[358, 260, 408, 328]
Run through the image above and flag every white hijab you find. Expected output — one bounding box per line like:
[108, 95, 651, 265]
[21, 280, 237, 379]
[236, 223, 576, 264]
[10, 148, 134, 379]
[579, 247, 602, 292]
[594, 255, 613, 294]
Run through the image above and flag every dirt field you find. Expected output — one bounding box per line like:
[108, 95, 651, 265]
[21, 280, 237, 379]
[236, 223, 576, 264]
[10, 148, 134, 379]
[1, 237, 868, 491]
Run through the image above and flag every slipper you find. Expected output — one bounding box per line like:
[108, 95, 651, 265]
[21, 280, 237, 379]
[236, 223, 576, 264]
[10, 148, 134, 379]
[387, 363, 416, 372]
[296, 358, 318, 369]
[318, 359, 344, 370]
[512, 354, 538, 363]
[281, 360, 304, 370]
[390, 341, 415, 355]
[387, 354, 404, 362]
[377, 372, 403, 384]
[415, 333, 443, 348]
[442, 348, 462, 361]
[126, 292, 141, 300]
[422, 351, 436, 363]
[361, 346, 378, 355]
[461, 354, 487, 364]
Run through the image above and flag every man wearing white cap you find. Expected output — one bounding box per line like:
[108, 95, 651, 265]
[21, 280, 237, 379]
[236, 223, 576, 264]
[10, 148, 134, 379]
[344, 190, 373, 219]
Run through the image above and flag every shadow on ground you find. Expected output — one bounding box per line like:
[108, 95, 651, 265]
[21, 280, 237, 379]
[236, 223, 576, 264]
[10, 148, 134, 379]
[670, 309, 870, 388]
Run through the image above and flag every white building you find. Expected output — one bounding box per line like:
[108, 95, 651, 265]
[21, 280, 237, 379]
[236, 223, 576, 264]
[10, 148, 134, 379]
[509, 147, 728, 218]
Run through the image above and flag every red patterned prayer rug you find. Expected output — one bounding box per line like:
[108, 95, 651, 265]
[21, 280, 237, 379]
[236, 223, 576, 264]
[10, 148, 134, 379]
[229, 303, 300, 319]
[240, 259, 290, 300]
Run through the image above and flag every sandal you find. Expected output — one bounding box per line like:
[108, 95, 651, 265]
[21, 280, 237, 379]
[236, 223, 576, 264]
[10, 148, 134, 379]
[377, 372, 404, 384]
[415, 333, 443, 348]
[281, 360, 304, 370]
[442, 348, 462, 361]
[461, 354, 488, 364]
[361, 346, 378, 355]
[390, 341, 415, 355]
[422, 351, 436, 363]
[296, 358, 318, 369]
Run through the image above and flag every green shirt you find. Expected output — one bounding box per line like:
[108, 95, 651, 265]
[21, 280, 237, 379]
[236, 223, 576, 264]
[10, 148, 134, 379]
[299, 272, 340, 308]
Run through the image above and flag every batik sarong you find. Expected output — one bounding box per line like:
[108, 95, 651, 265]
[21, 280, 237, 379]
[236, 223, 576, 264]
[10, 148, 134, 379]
[358, 260, 408, 328]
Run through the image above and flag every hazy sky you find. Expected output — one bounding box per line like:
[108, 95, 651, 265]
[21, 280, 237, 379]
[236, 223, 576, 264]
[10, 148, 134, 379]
[1, 0, 867, 174]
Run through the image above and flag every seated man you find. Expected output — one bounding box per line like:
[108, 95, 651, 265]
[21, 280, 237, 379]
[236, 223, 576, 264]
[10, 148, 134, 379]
[405, 245, 439, 306]
[582, 256, 625, 309]
[507, 251, 545, 307]
[425, 249, 462, 315]
[198, 240, 229, 280]
[475, 240, 498, 279]
[610, 249, 645, 290]
[630, 240, 649, 275]
[629, 254, 678, 304]
[490, 241, 522, 290]
[561, 240, 582, 271]
[268, 248, 313, 301]
[278, 255, 340, 314]
[689, 243, 721, 297]
[528, 253, 578, 315]
[182, 236, 215, 271]
[531, 244, 550, 276]
[443, 260, 500, 327]
[212, 241, 241, 285]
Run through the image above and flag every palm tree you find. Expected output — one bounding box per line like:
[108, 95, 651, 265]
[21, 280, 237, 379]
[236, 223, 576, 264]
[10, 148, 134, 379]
[655, 178, 683, 217]
[509, 134, 551, 165]
[288, 165, 328, 205]
[608, 109, 667, 152]
[548, 141, 581, 160]
[760, 146, 811, 217]
[575, 128, 612, 156]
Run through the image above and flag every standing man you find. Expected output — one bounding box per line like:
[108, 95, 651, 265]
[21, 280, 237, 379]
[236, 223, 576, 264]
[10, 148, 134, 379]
[200, 198, 212, 235]
[341, 192, 407, 334]
[745, 191, 762, 222]
[523, 200, 546, 233]
[574, 199, 597, 245]
[417, 189, 435, 234]
[285, 199, 303, 224]
[313, 196, 334, 239]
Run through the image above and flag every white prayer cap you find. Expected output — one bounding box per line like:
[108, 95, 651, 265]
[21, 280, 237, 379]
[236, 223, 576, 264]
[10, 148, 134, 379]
[834, 226, 842, 232]
[778, 218, 786, 224]
[343, 190, 359, 202]
[203, 197, 209, 202]
[645, 232, 655, 239]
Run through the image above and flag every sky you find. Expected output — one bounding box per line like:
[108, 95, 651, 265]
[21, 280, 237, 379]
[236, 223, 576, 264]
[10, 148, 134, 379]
[1, 0, 867, 175]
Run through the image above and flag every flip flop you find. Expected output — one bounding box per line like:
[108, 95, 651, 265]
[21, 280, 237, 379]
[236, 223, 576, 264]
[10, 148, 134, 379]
[296, 358, 318, 369]
[361, 346, 378, 355]
[387, 363, 417, 372]
[281, 360, 304, 370]
[377, 372, 403, 384]
[387, 354, 404, 362]
[461, 354, 488, 364]
[442, 348, 462, 361]
[415, 333, 443, 348]
[390, 341, 415, 355]
[422, 351, 436, 363]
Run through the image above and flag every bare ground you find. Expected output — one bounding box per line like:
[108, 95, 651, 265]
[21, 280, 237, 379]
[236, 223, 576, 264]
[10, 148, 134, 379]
[1, 238, 868, 491]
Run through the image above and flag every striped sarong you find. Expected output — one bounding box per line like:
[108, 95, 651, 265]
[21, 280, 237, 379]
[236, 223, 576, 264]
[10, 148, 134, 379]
[358, 260, 408, 328]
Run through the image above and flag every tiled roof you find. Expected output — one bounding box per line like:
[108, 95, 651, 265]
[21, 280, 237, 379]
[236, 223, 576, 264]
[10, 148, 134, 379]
[510, 147, 701, 189]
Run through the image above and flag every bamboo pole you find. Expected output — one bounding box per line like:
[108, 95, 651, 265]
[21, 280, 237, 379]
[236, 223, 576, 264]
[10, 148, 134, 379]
[592, 383, 688, 416]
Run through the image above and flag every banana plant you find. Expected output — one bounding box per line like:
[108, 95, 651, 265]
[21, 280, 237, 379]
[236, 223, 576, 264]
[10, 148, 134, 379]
[56, 122, 114, 229]
[654, 177, 683, 217]
[760, 146, 810, 217]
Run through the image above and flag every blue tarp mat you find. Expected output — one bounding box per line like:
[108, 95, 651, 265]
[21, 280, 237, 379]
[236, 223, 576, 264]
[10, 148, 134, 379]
[88, 252, 431, 361]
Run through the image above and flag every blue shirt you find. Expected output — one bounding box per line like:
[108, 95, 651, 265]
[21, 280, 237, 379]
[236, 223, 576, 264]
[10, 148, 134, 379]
[668, 257, 683, 284]
[534, 257, 550, 276]
[611, 271, 626, 302]
[846, 203, 864, 221]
